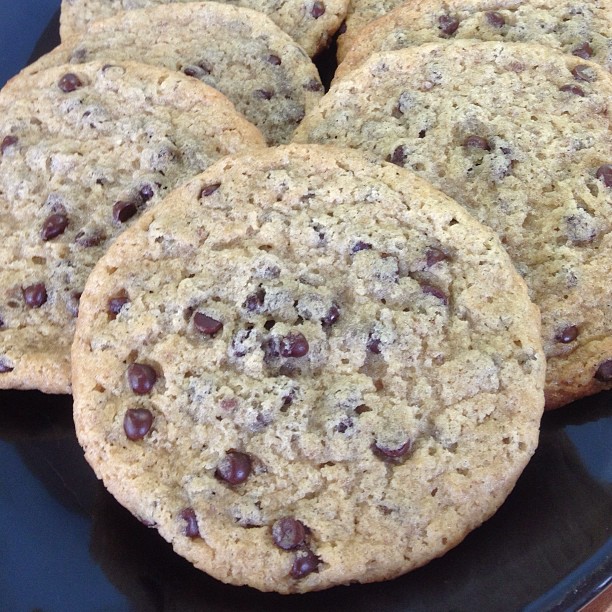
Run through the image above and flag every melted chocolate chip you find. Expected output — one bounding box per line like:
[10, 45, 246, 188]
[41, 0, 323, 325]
[75, 228, 106, 247]
[127, 363, 157, 395]
[41, 213, 69, 241]
[373, 439, 412, 460]
[304, 79, 323, 92]
[556, 325, 579, 344]
[486, 11, 505, 27]
[421, 284, 448, 305]
[244, 289, 266, 313]
[388, 145, 406, 166]
[215, 451, 252, 485]
[123, 408, 154, 440]
[595, 164, 612, 187]
[108, 293, 129, 316]
[594, 360, 612, 382]
[352, 241, 373, 253]
[254, 89, 274, 100]
[112, 200, 137, 224]
[1, 135, 18, 154]
[194, 312, 223, 336]
[272, 517, 306, 550]
[425, 247, 448, 267]
[200, 183, 221, 198]
[23, 283, 47, 308]
[560, 84, 585, 97]
[180, 508, 201, 538]
[267, 54, 282, 65]
[464, 135, 491, 151]
[438, 14, 459, 36]
[321, 303, 340, 327]
[367, 334, 381, 354]
[139, 184, 155, 202]
[280, 333, 309, 358]
[311, 1, 325, 18]
[572, 65, 596, 82]
[572, 42, 593, 59]
[58, 73, 83, 93]
[290, 547, 320, 579]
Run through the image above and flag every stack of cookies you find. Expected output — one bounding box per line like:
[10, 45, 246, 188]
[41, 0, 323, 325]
[0, 0, 609, 595]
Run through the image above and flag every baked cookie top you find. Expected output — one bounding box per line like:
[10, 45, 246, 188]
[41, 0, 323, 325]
[59, 0, 349, 58]
[0, 61, 264, 394]
[27, 3, 323, 145]
[294, 42, 612, 408]
[72, 144, 544, 593]
[337, 0, 612, 80]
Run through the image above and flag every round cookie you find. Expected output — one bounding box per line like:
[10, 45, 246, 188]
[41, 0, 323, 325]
[337, 0, 612, 80]
[0, 61, 264, 394]
[26, 3, 324, 145]
[59, 0, 349, 58]
[294, 42, 612, 409]
[72, 144, 545, 593]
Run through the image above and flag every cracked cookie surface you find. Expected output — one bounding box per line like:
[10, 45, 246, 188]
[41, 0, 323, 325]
[0, 61, 264, 394]
[294, 42, 612, 408]
[60, 0, 349, 57]
[72, 144, 544, 592]
[27, 3, 324, 145]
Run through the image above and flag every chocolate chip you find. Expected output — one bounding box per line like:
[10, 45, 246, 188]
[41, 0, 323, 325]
[262, 336, 280, 362]
[267, 54, 282, 65]
[388, 145, 407, 166]
[1, 135, 18, 154]
[41, 213, 69, 241]
[438, 14, 459, 36]
[464, 135, 491, 151]
[280, 333, 309, 358]
[572, 42, 593, 59]
[215, 451, 252, 485]
[66, 291, 81, 318]
[199, 183, 221, 198]
[373, 439, 412, 460]
[58, 73, 83, 93]
[139, 184, 155, 202]
[282, 389, 296, 408]
[23, 283, 47, 308]
[338, 20, 347, 34]
[311, 1, 325, 18]
[304, 79, 323, 92]
[560, 84, 585, 97]
[594, 360, 612, 382]
[194, 312, 223, 336]
[595, 164, 612, 187]
[244, 289, 266, 313]
[112, 200, 137, 224]
[123, 408, 154, 440]
[556, 325, 578, 343]
[290, 547, 320, 578]
[572, 65, 596, 82]
[127, 363, 157, 395]
[254, 89, 274, 100]
[183, 65, 204, 78]
[352, 241, 372, 253]
[486, 11, 505, 27]
[367, 334, 381, 354]
[425, 248, 448, 267]
[321, 303, 340, 327]
[108, 292, 129, 316]
[355, 404, 372, 414]
[0, 359, 14, 374]
[180, 508, 201, 538]
[421, 284, 448, 305]
[272, 517, 306, 550]
[75, 228, 106, 247]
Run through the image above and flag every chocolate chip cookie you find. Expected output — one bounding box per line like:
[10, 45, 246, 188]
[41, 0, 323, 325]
[72, 144, 544, 592]
[60, 0, 349, 58]
[27, 3, 323, 145]
[0, 60, 264, 394]
[294, 42, 612, 408]
[337, 0, 611, 80]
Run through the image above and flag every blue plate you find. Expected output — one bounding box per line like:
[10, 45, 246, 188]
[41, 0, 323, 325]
[0, 4, 611, 610]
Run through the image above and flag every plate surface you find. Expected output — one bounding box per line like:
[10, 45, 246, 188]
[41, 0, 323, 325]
[0, 4, 611, 610]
